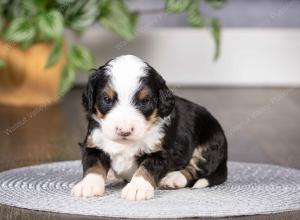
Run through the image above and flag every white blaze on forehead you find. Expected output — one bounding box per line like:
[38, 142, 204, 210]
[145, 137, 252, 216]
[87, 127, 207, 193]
[107, 55, 147, 102]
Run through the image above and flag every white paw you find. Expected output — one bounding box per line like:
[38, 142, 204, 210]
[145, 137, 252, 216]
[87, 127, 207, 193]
[192, 178, 209, 188]
[121, 176, 154, 201]
[71, 173, 105, 197]
[159, 171, 187, 189]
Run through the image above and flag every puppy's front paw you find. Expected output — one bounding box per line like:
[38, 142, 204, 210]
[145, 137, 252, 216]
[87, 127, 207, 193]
[121, 177, 154, 201]
[71, 173, 105, 197]
[159, 171, 187, 189]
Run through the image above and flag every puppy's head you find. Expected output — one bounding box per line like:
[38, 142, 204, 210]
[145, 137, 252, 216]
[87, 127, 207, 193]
[83, 55, 174, 143]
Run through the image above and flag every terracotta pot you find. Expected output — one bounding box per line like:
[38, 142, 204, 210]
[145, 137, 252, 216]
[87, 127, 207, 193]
[0, 40, 67, 106]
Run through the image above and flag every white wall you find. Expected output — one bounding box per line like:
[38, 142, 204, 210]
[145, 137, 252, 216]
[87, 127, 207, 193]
[73, 28, 300, 87]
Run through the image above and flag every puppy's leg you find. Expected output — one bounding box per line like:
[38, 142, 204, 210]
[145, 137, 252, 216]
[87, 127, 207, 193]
[71, 147, 110, 197]
[121, 151, 169, 201]
[193, 159, 227, 188]
[159, 146, 206, 189]
[159, 170, 188, 189]
[160, 145, 227, 189]
[121, 166, 155, 201]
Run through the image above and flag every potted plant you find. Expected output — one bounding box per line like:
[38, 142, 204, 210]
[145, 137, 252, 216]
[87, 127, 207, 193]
[0, 0, 224, 106]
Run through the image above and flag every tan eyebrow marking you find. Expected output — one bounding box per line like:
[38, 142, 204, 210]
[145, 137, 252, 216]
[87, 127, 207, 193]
[103, 85, 115, 98]
[138, 86, 150, 100]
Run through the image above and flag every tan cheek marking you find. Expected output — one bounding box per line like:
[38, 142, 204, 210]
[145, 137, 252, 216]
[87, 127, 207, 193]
[95, 107, 105, 119]
[138, 86, 150, 100]
[134, 166, 156, 187]
[147, 108, 158, 125]
[86, 161, 109, 180]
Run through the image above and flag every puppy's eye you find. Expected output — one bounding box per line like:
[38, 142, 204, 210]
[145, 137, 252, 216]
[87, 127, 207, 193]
[140, 98, 151, 106]
[103, 96, 113, 105]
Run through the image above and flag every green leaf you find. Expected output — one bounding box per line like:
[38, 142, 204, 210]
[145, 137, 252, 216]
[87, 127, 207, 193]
[37, 10, 64, 40]
[23, 0, 39, 16]
[211, 18, 221, 60]
[45, 38, 62, 69]
[55, 0, 77, 7]
[5, 17, 36, 43]
[187, 1, 204, 27]
[58, 64, 75, 97]
[0, 59, 6, 69]
[99, 0, 138, 40]
[165, 0, 192, 13]
[166, 0, 204, 27]
[68, 45, 94, 71]
[5, 1, 25, 19]
[20, 39, 34, 49]
[63, 1, 86, 17]
[33, 0, 48, 9]
[205, 0, 225, 9]
[0, 17, 3, 33]
[4, 0, 38, 17]
[187, 9, 204, 27]
[66, 0, 99, 32]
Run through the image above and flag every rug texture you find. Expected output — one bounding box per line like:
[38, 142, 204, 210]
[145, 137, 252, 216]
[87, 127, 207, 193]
[0, 161, 299, 218]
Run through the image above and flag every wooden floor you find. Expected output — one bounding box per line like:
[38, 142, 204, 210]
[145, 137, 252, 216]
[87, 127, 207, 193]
[0, 87, 299, 219]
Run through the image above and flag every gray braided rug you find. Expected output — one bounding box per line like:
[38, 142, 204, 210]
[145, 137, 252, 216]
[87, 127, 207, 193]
[0, 161, 299, 218]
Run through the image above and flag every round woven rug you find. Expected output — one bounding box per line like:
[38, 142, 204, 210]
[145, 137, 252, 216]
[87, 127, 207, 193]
[0, 161, 299, 218]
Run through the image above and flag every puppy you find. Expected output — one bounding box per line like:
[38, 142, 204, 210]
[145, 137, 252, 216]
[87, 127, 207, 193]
[71, 55, 227, 201]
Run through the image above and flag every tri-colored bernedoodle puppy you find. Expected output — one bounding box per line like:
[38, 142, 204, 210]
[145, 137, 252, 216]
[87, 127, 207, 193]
[71, 55, 227, 201]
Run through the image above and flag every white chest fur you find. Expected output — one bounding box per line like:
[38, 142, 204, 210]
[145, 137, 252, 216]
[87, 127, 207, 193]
[109, 148, 138, 181]
[91, 126, 165, 181]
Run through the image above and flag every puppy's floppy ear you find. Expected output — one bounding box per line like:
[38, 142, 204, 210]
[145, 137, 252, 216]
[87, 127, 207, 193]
[82, 66, 106, 114]
[156, 73, 175, 118]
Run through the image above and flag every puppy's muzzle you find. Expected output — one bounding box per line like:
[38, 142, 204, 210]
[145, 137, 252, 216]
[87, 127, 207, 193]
[116, 127, 134, 137]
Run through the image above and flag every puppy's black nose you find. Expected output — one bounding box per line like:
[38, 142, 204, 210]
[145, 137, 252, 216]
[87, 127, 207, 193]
[118, 131, 131, 137]
[116, 127, 133, 137]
